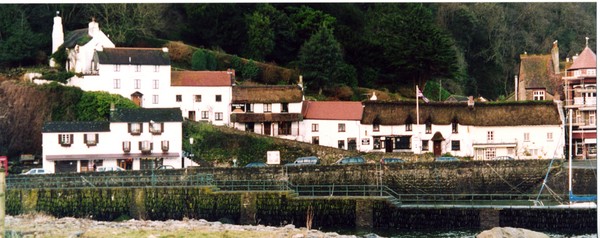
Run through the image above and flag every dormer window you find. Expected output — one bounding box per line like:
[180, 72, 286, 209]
[405, 117, 412, 131]
[452, 119, 458, 134]
[161, 140, 169, 152]
[373, 124, 380, 132]
[425, 122, 432, 134]
[123, 141, 131, 153]
[139, 140, 153, 154]
[59, 134, 73, 146]
[264, 103, 272, 113]
[129, 123, 142, 135]
[282, 103, 289, 113]
[84, 133, 98, 146]
[149, 122, 163, 135]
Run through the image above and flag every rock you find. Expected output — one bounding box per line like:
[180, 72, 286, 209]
[284, 224, 296, 229]
[477, 227, 549, 238]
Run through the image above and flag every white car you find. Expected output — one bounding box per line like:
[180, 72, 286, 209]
[96, 166, 125, 172]
[21, 168, 46, 175]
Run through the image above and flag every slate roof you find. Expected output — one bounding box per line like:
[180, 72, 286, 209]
[96, 48, 170, 65]
[301, 101, 363, 120]
[110, 108, 183, 123]
[568, 46, 597, 70]
[518, 54, 562, 94]
[232, 85, 303, 103]
[361, 101, 561, 126]
[171, 71, 233, 87]
[62, 28, 92, 49]
[42, 121, 110, 133]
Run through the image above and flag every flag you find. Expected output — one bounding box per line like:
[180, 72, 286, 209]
[417, 87, 430, 103]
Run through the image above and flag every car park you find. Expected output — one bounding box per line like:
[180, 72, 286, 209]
[335, 156, 366, 165]
[435, 156, 459, 162]
[245, 162, 267, 168]
[96, 166, 125, 172]
[380, 158, 405, 164]
[21, 168, 45, 175]
[285, 156, 320, 166]
[492, 156, 515, 160]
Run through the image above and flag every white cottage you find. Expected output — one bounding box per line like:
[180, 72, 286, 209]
[42, 108, 183, 173]
[359, 101, 565, 160]
[300, 101, 363, 150]
[170, 70, 234, 125]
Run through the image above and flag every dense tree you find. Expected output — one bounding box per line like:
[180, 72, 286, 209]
[191, 50, 207, 70]
[298, 26, 345, 93]
[0, 5, 43, 67]
[75, 91, 138, 121]
[245, 5, 275, 61]
[241, 60, 260, 80]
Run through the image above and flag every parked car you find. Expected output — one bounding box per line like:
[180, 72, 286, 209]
[435, 156, 459, 162]
[156, 165, 175, 170]
[492, 156, 515, 160]
[380, 158, 405, 164]
[245, 162, 267, 168]
[335, 156, 366, 165]
[96, 166, 125, 172]
[285, 156, 320, 166]
[21, 168, 45, 175]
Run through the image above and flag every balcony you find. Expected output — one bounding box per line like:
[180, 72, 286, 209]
[161, 140, 169, 152]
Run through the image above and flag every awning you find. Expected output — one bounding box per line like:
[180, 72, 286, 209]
[45, 152, 180, 161]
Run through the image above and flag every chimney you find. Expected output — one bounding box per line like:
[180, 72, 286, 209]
[298, 75, 304, 90]
[370, 92, 377, 101]
[514, 75, 518, 101]
[50, 11, 64, 67]
[227, 68, 235, 85]
[162, 47, 169, 53]
[551, 40, 560, 74]
[88, 17, 99, 37]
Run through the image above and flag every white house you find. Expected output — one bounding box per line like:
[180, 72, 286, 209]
[42, 107, 184, 173]
[300, 101, 363, 150]
[230, 85, 303, 140]
[359, 101, 565, 160]
[170, 70, 234, 125]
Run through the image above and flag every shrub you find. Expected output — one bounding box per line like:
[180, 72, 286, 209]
[165, 41, 193, 65]
[191, 50, 207, 70]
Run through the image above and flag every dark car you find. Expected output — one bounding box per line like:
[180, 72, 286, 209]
[245, 162, 267, 168]
[380, 158, 405, 164]
[335, 156, 366, 165]
[285, 156, 320, 166]
[435, 156, 459, 162]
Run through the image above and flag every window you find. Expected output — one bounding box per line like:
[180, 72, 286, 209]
[201, 111, 209, 119]
[154, 65, 160, 72]
[373, 137, 382, 149]
[215, 112, 223, 121]
[487, 131, 494, 142]
[245, 123, 254, 132]
[152, 95, 159, 104]
[279, 122, 291, 135]
[405, 122, 412, 131]
[153, 79, 159, 89]
[176, 95, 182, 102]
[149, 122, 163, 134]
[586, 69, 596, 76]
[161, 140, 169, 152]
[135, 65, 141, 72]
[396, 136, 411, 150]
[122, 141, 131, 153]
[373, 124, 380, 132]
[84, 133, 98, 146]
[264, 103, 272, 112]
[338, 140, 345, 149]
[139, 141, 152, 154]
[114, 64, 120, 72]
[216, 95, 222, 102]
[246, 103, 253, 113]
[452, 121, 458, 133]
[312, 123, 319, 132]
[59, 134, 73, 146]
[547, 132, 553, 141]
[312, 136, 320, 145]
[134, 79, 141, 89]
[533, 90, 545, 100]
[422, 140, 429, 151]
[282, 103, 289, 113]
[485, 148, 496, 159]
[113, 79, 121, 89]
[589, 111, 596, 126]
[128, 123, 142, 135]
[524, 133, 530, 142]
[588, 144, 597, 155]
[338, 123, 346, 132]
[451, 140, 460, 151]
[347, 138, 357, 150]
[195, 95, 202, 102]
[425, 122, 432, 134]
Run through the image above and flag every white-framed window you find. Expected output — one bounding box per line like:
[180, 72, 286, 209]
[373, 124, 380, 132]
[122, 141, 131, 153]
[422, 140, 429, 151]
[524, 133, 530, 142]
[281, 103, 289, 113]
[59, 134, 73, 146]
[311, 123, 319, 132]
[425, 122, 432, 134]
[485, 148, 496, 159]
[113, 79, 121, 89]
[195, 95, 202, 102]
[215, 112, 223, 121]
[533, 90, 545, 100]
[139, 140, 152, 153]
[161, 140, 169, 151]
[154, 65, 160, 72]
[574, 70, 581, 76]
[451, 140, 460, 151]
[134, 79, 141, 89]
[547, 132, 553, 141]
[135, 65, 141, 72]
[84, 133, 98, 145]
[263, 103, 272, 112]
[586, 69, 596, 76]
[152, 95, 159, 104]
[129, 123, 142, 135]
[150, 122, 163, 134]
[487, 131, 494, 142]
[589, 111, 596, 126]
[153, 79, 159, 89]
[201, 111, 209, 119]
[576, 110, 583, 124]
[114, 64, 120, 72]
[338, 123, 346, 132]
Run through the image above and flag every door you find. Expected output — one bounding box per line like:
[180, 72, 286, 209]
[264, 122, 271, 135]
[131, 92, 143, 107]
[434, 141, 442, 157]
[385, 138, 393, 153]
[188, 111, 196, 121]
[55, 160, 78, 173]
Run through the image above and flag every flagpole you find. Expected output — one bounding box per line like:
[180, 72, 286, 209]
[416, 85, 420, 125]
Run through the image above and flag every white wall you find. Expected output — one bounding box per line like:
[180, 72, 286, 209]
[301, 119, 362, 150]
[169, 86, 232, 126]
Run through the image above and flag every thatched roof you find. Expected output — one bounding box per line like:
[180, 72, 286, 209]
[519, 54, 562, 95]
[361, 101, 561, 126]
[232, 85, 303, 103]
[230, 113, 303, 123]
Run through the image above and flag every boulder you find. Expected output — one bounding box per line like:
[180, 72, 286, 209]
[477, 227, 549, 238]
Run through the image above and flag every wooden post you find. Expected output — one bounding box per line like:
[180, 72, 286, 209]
[0, 168, 5, 237]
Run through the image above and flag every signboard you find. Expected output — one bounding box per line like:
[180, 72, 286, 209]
[267, 151, 280, 165]
[361, 138, 370, 145]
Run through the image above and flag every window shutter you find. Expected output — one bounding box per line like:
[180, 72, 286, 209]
[58, 134, 61, 144]
[150, 142, 153, 151]
[128, 123, 131, 133]
[139, 141, 142, 150]
[140, 123, 143, 133]
[161, 122, 164, 132]
[84, 134, 87, 143]
[96, 134, 99, 144]
[70, 134, 73, 144]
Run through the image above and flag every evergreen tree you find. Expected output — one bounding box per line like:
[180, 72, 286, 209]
[0, 5, 40, 67]
[241, 60, 259, 80]
[191, 50, 207, 70]
[298, 25, 344, 92]
[246, 9, 275, 61]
